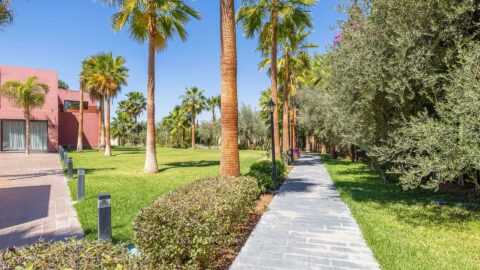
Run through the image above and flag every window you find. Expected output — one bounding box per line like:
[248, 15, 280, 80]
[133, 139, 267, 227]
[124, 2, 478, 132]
[64, 100, 88, 111]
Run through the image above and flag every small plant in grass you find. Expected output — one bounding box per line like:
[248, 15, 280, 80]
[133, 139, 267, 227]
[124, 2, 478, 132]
[247, 160, 287, 191]
[133, 176, 260, 269]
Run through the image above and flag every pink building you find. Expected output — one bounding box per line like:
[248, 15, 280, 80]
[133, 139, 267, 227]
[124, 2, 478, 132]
[0, 65, 100, 152]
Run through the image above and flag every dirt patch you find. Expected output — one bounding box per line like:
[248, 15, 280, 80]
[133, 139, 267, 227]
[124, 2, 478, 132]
[213, 193, 274, 270]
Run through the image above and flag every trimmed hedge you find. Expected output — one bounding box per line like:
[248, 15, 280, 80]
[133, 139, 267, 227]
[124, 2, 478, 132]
[133, 176, 260, 269]
[247, 160, 287, 191]
[0, 239, 141, 269]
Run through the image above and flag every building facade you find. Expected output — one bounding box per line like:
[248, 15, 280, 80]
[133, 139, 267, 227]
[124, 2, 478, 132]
[0, 65, 99, 152]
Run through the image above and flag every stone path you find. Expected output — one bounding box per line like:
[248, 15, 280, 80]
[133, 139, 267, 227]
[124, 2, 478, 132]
[231, 153, 380, 270]
[0, 153, 83, 250]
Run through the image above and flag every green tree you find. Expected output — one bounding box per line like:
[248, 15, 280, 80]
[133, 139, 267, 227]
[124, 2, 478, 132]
[206, 95, 221, 123]
[0, 76, 49, 155]
[58, 80, 70, 90]
[163, 105, 189, 148]
[123, 91, 147, 123]
[237, 0, 316, 159]
[82, 52, 129, 156]
[239, 103, 268, 150]
[105, 0, 201, 173]
[0, 0, 13, 29]
[181, 87, 206, 148]
[111, 111, 134, 146]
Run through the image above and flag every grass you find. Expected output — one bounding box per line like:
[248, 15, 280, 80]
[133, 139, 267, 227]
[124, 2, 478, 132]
[66, 146, 264, 243]
[322, 155, 480, 270]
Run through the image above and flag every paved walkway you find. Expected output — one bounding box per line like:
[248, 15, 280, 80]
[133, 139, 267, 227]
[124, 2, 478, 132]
[0, 153, 82, 250]
[231, 153, 380, 270]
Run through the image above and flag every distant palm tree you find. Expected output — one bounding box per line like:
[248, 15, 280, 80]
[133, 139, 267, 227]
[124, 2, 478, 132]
[206, 95, 221, 123]
[181, 87, 206, 148]
[78, 57, 95, 152]
[0, 76, 49, 155]
[104, 0, 201, 173]
[237, 0, 315, 159]
[0, 0, 13, 29]
[124, 91, 147, 123]
[111, 111, 134, 146]
[83, 53, 129, 156]
[220, 0, 240, 176]
[164, 105, 189, 147]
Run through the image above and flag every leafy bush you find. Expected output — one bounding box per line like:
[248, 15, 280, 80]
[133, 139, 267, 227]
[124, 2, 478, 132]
[133, 176, 260, 269]
[247, 160, 287, 191]
[0, 238, 141, 269]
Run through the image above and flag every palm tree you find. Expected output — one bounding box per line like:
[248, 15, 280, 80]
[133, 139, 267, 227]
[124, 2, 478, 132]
[0, 0, 13, 29]
[83, 53, 129, 156]
[78, 57, 95, 152]
[181, 87, 206, 148]
[104, 0, 201, 173]
[164, 105, 189, 147]
[124, 91, 147, 123]
[0, 76, 49, 155]
[237, 0, 315, 159]
[220, 0, 240, 176]
[111, 111, 134, 146]
[206, 95, 221, 123]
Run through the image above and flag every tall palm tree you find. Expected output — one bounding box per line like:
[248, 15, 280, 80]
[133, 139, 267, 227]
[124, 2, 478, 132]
[206, 95, 221, 123]
[237, 0, 315, 159]
[83, 53, 129, 156]
[104, 0, 201, 173]
[220, 0, 240, 176]
[78, 57, 95, 152]
[0, 0, 13, 29]
[0, 76, 49, 155]
[181, 87, 206, 148]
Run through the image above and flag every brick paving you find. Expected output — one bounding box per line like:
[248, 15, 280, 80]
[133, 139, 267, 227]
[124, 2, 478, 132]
[230, 153, 380, 270]
[0, 153, 82, 250]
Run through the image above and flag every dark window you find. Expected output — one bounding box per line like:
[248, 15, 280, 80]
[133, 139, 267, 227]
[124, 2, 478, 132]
[64, 100, 88, 111]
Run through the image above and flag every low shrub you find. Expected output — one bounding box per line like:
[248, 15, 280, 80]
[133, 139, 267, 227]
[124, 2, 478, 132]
[133, 176, 260, 269]
[0, 238, 141, 269]
[247, 160, 287, 191]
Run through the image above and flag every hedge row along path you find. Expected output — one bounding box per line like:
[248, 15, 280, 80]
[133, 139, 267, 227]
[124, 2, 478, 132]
[0, 153, 83, 250]
[231, 153, 380, 270]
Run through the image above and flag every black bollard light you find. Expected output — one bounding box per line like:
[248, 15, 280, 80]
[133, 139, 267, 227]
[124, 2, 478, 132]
[98, 192, 112, 242]
[63, 152, 68, 167]
[68, 158, 73, 179]
[77, 169, 85, 201]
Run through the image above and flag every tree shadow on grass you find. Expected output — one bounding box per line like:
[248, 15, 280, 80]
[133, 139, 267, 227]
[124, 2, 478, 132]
[159, 160, 220, 173]
[322, 155, 480, 227]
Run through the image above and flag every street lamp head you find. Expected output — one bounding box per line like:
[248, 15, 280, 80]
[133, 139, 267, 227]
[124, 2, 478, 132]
[267, 99, 276, 113]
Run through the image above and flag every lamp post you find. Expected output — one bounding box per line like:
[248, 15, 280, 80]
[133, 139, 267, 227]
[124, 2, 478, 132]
[267, 99, 278, 190]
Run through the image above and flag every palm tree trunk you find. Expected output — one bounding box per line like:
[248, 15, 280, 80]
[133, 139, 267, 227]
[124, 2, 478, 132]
[99, 97, 106, 150]
[270, 2, 281, 160]
[191, 113, 196, 148]
[212, 108, 216, 123]
[25, 111, 30, 155]
[293, 103, 297, 150]
[282, 53, 289, 153]
[220, 0, 240, 176]
[77, 88, 84, 152]
[144, 27, 159, 173]
[105, 93, 112, 156]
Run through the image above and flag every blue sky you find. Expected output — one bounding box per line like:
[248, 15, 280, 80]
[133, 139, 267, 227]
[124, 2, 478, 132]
[0, 0, 345, 121]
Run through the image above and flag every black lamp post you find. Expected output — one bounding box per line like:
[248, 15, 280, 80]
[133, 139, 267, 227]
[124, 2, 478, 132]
[267, 99, 278, 190]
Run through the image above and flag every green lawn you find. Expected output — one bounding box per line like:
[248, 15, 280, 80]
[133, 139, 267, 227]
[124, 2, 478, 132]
[66, 147, 264, 242]
[322, 155, 480, 270]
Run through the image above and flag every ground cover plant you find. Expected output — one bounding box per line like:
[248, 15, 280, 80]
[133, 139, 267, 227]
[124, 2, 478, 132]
[134, 176, 260, 269]
[66, 146, 263, 242]
[322, 155, 480, 270]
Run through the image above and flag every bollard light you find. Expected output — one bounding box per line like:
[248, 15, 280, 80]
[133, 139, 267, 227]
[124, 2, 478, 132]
[98, 192, 112, 242]
[77, 169, 85, 201]
[68, 158, 73, 179]
[63, 152, 68, 167]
